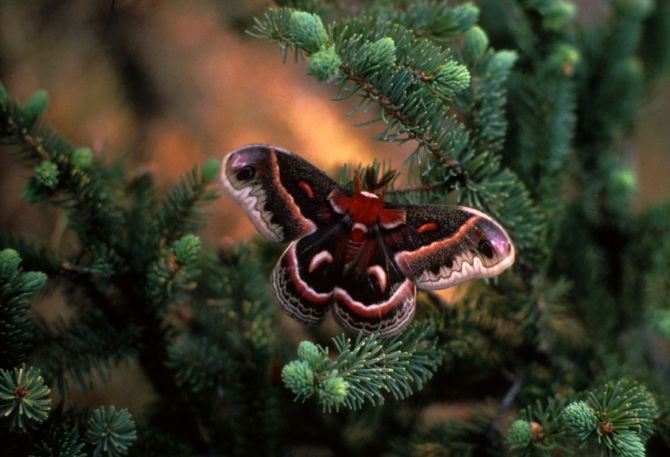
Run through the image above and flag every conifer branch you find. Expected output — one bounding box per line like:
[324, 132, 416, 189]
[252, 8, 546, 262]
[0, 82, 123, 245]
[282, 321, 443, 412]
[0, 249, 46, 369]
[155, 161, 220, 247]
[31, 315, 138, 394]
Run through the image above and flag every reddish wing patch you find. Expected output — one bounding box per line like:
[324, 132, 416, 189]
[298, 180, 314, 199]
[416, 221, 439, 234]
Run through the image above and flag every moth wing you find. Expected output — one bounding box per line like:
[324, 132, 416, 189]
[221, 144, 344, 242]
[388, 205, 515, 290]
[332, 229, 416, 337]
[271, 223, 344, 325]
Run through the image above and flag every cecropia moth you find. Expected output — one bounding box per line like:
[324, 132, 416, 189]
[221, 144, 515, 337]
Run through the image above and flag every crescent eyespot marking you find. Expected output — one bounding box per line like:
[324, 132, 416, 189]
[360, 191, 379, 199]
[284, 243, 331, 302]
[308, 250, 333, 273]
[352, 222, 368, 234]
[367, 265, 388, 293]
[298, 180, 314, 199]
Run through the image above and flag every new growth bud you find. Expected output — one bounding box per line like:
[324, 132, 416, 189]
[463, 26, 489, 63]
[23, 89, 49, 119]
[308, 46, 342, 82]
[71, 147, 94, 169]
[282, 360, 314, 398]
[289, 11, 328, 53]
[433, 61, 471, 97]
[34, 161, 59, 189]
[563, 401, 598, 439]
[363, 37, 397, 67]
[318, 372, 348, 407]
[507, 420, 532, 447]
[297, 341, 323, 368]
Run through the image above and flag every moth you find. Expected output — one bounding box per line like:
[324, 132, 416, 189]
[221, 144, 515, 337]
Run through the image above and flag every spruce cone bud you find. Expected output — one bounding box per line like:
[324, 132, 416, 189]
[463, 26, 489, 63]
[490, 50, 518, 73]
[202, 158, 221, 184]
[297, 341, 323, 368]
[318, 372, 348, 407]
[433, 61, 470, 97]
[542, 1, 576, 30]
[363, 37, 396, 67]
[451, 3, 480, 26]
[0, 248, 22, 277]
[563, 401, 598, 438]
[289, 11, 328, 53]
[308, 46, 342, 82]
[548, 44, 580, 76]
[71, 147, 94, 169]
[507, 420, 532, 447]
[23, 89, 49, 119]
[282, 360, 314, 397]
[173, 234, 202, 265]
[34, 160, 60, 189]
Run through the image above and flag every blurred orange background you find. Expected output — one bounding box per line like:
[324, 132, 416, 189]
[0, 0, 413, 251]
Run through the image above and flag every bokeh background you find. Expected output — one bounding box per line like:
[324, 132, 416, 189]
[1, 0, 669, 420]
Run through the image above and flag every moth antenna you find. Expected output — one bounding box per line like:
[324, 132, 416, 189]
[365, 166, 376, 191]
[354, 173, 362, 193]
[378, 169, 398, 190]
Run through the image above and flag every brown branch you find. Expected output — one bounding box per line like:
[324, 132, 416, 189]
[3, 113, 51, 161]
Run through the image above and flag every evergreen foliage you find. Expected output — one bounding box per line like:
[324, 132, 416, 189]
[1, 0, 670, 455]
[85, 406, 137, 457]
[283, 321, 443, 412]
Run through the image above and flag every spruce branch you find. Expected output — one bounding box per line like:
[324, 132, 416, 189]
[30, 418, 87, 457]
[0, 249, 46, 368]
[0, 235, 60, 277]
[508, 379, 660, 456]
[282, 321, 443, 412]
[252, 8, 546, 263]
[0, 84, 124, 245]
[125, 426, 194, 457]
[166, 334, 230, 396]
[145, 234, 202, 311]
[31, 315, 138, 394]
[391, 412, 504, 456]
[384, 1, 480, 43]
[155, 160, 220, 247]
[85, 406, 137, 457]
[587, 378, 658, 447]
[0, 364, 51, 432]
